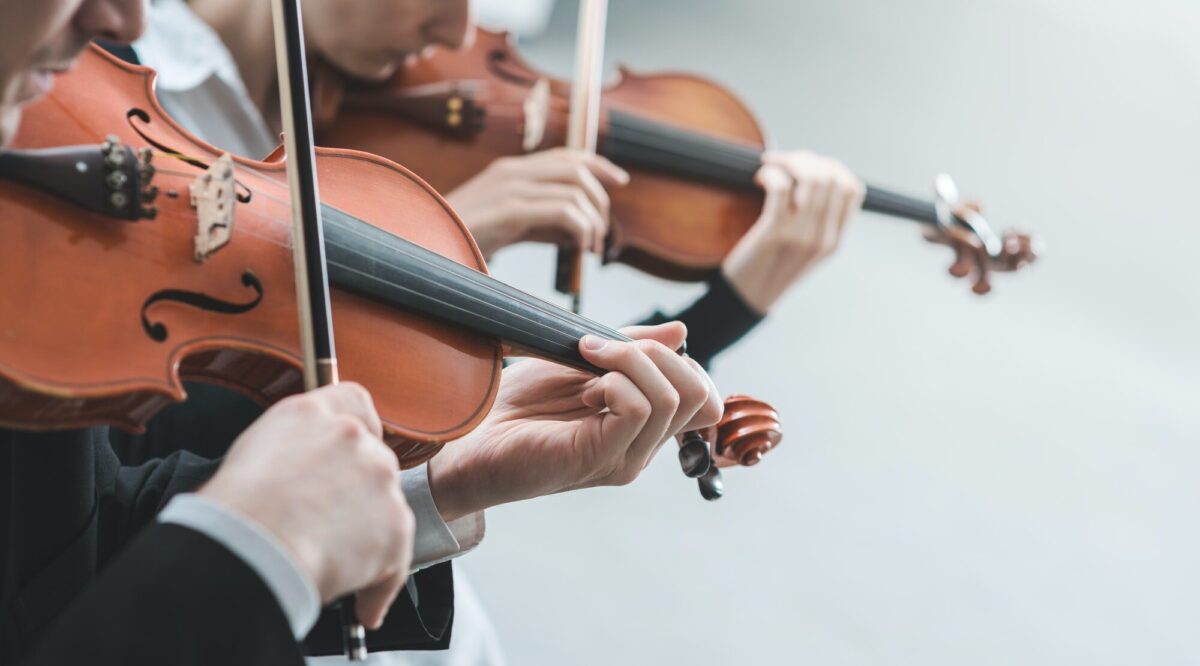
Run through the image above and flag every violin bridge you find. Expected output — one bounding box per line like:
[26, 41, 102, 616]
[522, 77, 550, 152]
[190, 153, 237, 262]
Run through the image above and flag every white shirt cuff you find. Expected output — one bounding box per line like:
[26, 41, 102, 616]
[158, 494, 320, 639]
[401, 463, 485, 570]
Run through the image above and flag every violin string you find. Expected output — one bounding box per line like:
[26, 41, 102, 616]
[320, 206, 628, 342]
[356, 93, 941, 225]
[153, 204, 629, 350]
[607, 111, 942, 224]
[148, 162, 631, 347]
[322, 256, 626, 357]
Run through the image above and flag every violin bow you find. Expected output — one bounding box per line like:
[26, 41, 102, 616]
[554, 0, 608, 314]
[269, 0, 366, 660]
[557, 1, 734, 500]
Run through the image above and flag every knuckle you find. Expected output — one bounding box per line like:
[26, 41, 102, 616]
[679, 376, 709, 410]
[628, 394, 653, 422]
[335, 415, 368, 442]
[284, 392, 322, 414]
[369, 445, 399, 481]
[343, 381, 372, 405]
[633, 338, 663, 356]
[609, 340, 637, 363]
[658, 387, 681, 414]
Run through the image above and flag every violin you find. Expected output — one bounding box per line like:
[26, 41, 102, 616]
[314, 28, 1040, 296]
[0, 45, 779, 493]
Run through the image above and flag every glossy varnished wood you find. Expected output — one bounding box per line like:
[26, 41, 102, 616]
[320, 28, 767, 281]
[1, 46, 501, 466]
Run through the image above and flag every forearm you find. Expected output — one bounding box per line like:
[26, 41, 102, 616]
[721, 222, 813, 315]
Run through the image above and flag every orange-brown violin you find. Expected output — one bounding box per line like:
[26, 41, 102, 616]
[0, 45, 779, 498]
[317, 28, 1039, 296]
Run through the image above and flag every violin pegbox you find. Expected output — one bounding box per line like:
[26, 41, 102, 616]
[679, 394, 783, 502]
[190, 153, 237, 262]
[928, 173, 1042, 295]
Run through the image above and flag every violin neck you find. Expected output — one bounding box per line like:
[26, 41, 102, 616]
[601, 109, 940, 227]
[320, 204, 627, 374]
[861, 187, 939, 226]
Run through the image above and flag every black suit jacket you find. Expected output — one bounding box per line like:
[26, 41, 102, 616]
[107, 384, 456, 655]
[20, 521, 305, 665]
[0, 418, 452, 664]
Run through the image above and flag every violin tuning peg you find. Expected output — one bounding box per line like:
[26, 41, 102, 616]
[678, 430, 712, 478]
[105, 147, 127, 168]
[105, 170, 128, 190]
[697, 466, 724, 501]
[109, 191, 129, 211]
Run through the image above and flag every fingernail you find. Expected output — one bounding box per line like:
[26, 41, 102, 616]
[582, 335, 607, 351]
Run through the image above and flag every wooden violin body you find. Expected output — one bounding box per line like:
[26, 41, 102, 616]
[319, 28, 1037, 292]
[320, 28, 765, 281]
[2, 46, 500, 466]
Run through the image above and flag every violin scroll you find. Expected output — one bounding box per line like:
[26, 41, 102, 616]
[926, 174, 1042, 295]
[679, 394, 782, 502]
[707, 394, 782, 468]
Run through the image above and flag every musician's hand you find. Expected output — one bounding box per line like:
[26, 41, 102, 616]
[445, 147, 629, 259]
[198, 383, 414, 629]
[427, 322, 721, 521]
[721, 150, 864, 314]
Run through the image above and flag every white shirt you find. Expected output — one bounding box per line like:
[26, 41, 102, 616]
[137, 0, 485, 639]
[133, 0, 277, 159]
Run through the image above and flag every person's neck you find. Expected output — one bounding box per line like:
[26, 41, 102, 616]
[190, 0, 279, 126]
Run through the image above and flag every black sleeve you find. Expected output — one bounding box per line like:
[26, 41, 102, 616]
[20, 523, 304, 666]
[99, 444, 221, 558]
[636, 272, 764, 370]
[1, 428, 223, 659]
[304, 562, 455, 655]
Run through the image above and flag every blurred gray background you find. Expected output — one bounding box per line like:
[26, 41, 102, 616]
[457, 0, 1200, 663]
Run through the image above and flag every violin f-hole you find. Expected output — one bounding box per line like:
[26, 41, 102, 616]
[125, 108, 253, 204]
[140, 271, 264, 342]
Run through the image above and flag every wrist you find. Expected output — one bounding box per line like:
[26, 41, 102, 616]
[197, 483, 331, 601]
[721, 226, 811, 315]
[427, 443, 485, 523]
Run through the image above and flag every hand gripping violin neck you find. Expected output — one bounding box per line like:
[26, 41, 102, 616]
[318, 28, 1040, 296]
